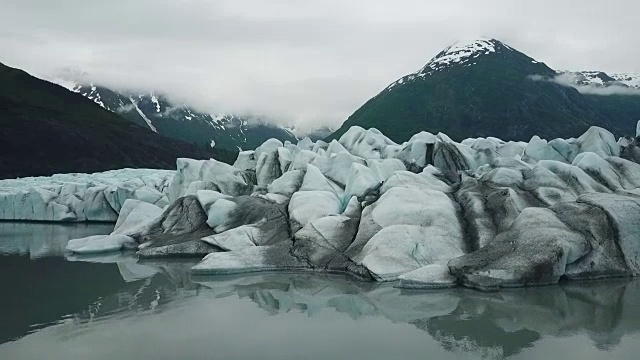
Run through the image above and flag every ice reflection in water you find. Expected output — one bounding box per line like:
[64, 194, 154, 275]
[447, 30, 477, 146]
[0, 222, 639, 359]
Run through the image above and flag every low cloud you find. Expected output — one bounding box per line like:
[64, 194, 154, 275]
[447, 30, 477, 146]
[159, 105, 182, 118]
[2, 0, 640, 132]
[115, 103, 137, 113]
[529, 73, 640, 96]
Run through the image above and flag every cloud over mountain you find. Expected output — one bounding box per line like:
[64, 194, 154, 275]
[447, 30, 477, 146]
[530, 74, 640, 96]
[1, 0, 639, 130]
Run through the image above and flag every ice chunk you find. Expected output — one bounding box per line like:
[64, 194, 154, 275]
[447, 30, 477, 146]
[196, 190, 231, 213]
[136, 196, 218, 258]
[112, 199, 163, 236]
[299, 164, 343, 196]
[579, 193, 640, 273]
[381, 170, 451, 194]
[289, 150, 318, 171]
[169, 158, 253, 201]
[338, 126, 398, 159]
[255, 150, 282, 187]
[343, 163, 379, 204]
[267, 170, 305, 197]
[255, 138, 283, 159]
[66, 234, 137, 254]
[233, 150, 257, 171]
[398, 263, 458, 289]
[357, 225, 464, 281]
[312, 151, 366, 186]
[191, 244, 306, 275]
[201, 226, 258, 251]
[277, 147, 293, 173]
[205, 198, 238, 231]
[448, 208, 592, 290]
[289, 191, 341, 231]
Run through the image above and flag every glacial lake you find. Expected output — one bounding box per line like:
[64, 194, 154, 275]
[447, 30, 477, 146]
[1, 223, 640, 359]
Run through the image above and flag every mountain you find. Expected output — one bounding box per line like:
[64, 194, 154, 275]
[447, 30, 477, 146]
[51, 79, 297, 151]
[611, 73, 640, 88]
[558, 71, 640, 132]
[0, 62, 234, 179]
[330, 38, 640, 142]
[560, 71, 640, 89]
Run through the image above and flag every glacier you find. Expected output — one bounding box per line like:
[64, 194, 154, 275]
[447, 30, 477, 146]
[4, 123, 640, 290]
[0, 169, 174, 221]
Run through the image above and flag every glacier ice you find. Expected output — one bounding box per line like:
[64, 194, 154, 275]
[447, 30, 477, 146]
[66, 234, 137, 254]
[350, 186, 464, 281]
[191, 243, 306, 275]
[135, 195, 219, 258]
[233, 150, 257, 171]
[398, 263, 458, 289]
[0, 169, 173, 222]
[6, 124, 640, 290]
[201, 226, 258, 251]
[112, 199, 164, 236]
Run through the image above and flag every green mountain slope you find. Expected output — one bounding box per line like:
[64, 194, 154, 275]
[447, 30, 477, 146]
[0, 62, 235, 179]
[331, 38, 639, 143]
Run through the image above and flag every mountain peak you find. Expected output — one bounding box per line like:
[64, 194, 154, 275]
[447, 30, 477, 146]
[385, 37, 514, 91]
[419, 37, 510, 75]
[337, 36, 640, 144]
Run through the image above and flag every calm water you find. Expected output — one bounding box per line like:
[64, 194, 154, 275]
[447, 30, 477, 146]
[1, 223, 640, 359]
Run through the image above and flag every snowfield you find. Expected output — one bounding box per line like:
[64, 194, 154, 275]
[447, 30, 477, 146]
[3, 123, 640, 290]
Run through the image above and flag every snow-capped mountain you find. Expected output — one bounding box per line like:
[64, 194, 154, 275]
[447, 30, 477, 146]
[0, 61, 227, 179]
[612, 73, 640, 88]
[386, 37, 511, 91]
[384, 38, 532, 92]
[559, 70, 640, 89]
[331, 38, 640, 142]
[52, 80, 298, 151]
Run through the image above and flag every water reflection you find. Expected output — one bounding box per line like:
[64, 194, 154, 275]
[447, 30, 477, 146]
[1, 223, 639, 359]
[0, 222, 113, 258]
[194, 274, 639, 357]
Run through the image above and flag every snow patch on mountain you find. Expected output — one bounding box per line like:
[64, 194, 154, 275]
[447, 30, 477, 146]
[421, 37, 497, 74]
[130, 96, 158, 132]
[555, 71, 640, 95]
[54, 78, 82, 93]
[44, 73, 385, 148]
[386, 38, 504, 92]
[611, 73, 640, 89]
[59, 81, 112, 110]
[560, 71, 617, 87]
[150, 94, 161, 113]
[558, 71, 640, 89]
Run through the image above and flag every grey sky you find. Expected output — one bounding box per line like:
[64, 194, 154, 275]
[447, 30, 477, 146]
[1, 0, 638, 132]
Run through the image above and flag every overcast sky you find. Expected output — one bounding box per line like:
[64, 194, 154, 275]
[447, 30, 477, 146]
[1, 0, 638, 132]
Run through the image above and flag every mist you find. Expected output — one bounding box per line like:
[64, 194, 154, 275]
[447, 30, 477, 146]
[529, 74, 640, 96]
[1, 0, 639, 132]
